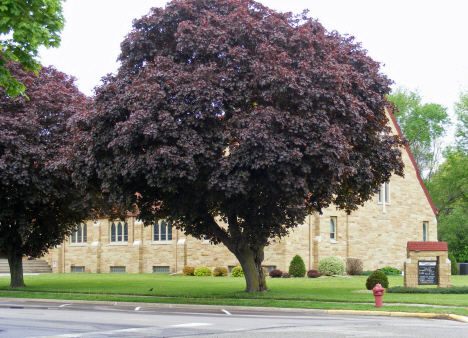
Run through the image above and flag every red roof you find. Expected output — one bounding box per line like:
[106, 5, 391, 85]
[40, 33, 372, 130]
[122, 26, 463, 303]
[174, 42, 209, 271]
[407, 241, 447, 251]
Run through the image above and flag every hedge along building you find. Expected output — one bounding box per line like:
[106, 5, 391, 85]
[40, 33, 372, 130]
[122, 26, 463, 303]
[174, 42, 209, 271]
[43, 108, 438, 274]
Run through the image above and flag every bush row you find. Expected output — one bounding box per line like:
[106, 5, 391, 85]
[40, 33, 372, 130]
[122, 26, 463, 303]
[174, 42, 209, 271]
[387, 286, 468, 294]
[183, 266, 228, 277]
[182, 256, 405, 281]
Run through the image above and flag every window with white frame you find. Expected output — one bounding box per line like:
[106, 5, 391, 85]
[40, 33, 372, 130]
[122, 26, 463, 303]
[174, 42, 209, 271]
[378, 182, 390, 205]
[110, 221, 128, 243]
[153, 220, 172, 242]
[70, 223, 87, 244]
[330, 217, 337, 240]
[423, 221, 428, 242]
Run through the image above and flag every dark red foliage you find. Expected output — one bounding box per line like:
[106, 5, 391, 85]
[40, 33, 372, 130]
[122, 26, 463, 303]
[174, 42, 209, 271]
[308, 269, 321, 278]
[71, 0, 406, 291]
[0, 62, 91, 287]
[269, 269, 283, 278]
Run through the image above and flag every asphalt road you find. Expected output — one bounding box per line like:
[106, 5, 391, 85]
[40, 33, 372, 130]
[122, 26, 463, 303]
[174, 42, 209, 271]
[0, 299, 466, 337]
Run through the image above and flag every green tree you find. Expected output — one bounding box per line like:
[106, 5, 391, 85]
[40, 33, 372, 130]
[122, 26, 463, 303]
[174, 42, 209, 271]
[71, 0, 406, 292]
[426, 150, 468, 216]
[426, 150, 468, 261]
[0, 0, 65, 97]
[387, 88, 450, 181]
[438, 206, 468, 262]
[455, 91, 468, 151]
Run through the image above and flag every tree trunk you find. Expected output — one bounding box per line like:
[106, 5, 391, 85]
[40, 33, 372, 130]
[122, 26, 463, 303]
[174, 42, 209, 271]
[7, 249, 25, 288]
[234, 244, 268, 292]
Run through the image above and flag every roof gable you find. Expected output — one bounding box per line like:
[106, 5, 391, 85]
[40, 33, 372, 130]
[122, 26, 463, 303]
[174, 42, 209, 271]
[386, 107, 438, 216]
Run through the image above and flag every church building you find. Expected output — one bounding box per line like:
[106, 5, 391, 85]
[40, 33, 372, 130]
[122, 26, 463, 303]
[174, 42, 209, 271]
[43, 109, 437, 274]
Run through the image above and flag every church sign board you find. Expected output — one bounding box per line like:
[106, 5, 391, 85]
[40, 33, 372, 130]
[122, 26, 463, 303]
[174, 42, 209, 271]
[404, 241, 451, 288]
[418, 261, 437, 285]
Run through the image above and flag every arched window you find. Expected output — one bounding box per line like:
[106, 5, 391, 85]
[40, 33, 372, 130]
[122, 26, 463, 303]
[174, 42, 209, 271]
[111, 221, 128, 243]
[117, 222, 122, 241]
[330, 217, 337, 240]
[153, 220, 172, 242]
[111, 223, 116, 242]
[423, 222, 428, 242]
[70, 224, 87, 244]
[378, 182, 390, 205]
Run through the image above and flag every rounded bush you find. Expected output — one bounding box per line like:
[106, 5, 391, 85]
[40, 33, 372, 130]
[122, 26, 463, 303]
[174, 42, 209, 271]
[380, 266, 401, 275]
[365, 270, 389, 290]
[269, 269, 283, 278]
[282, 272, 291, 278]
[194, 267, 212, 276]
[213, 267, 228, 277]
[449, 252, 459, 275]
[307, 269, 320, 278]
[182, 266, 195, 276]
[318, 256, 346, 276]
[289, 255, 306, 277]
[231, 266, 244, 277]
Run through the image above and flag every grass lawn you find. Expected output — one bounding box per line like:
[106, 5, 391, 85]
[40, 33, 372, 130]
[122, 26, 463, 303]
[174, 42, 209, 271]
[0, 274, 467, 316]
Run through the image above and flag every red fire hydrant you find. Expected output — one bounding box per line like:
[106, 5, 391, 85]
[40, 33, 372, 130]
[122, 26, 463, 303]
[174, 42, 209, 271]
[373, 283, 384, 308]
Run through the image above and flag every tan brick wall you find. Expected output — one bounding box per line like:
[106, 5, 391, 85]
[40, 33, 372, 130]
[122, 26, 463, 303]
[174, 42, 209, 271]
[43, 111, 437, 275]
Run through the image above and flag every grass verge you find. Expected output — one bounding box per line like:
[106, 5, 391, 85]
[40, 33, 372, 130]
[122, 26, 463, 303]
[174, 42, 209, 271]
[0, 274, 467, 315]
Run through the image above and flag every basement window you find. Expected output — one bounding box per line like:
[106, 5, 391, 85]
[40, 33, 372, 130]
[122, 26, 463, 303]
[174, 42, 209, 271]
[153, 266, 170, 274]
[110, 266, 126, 273]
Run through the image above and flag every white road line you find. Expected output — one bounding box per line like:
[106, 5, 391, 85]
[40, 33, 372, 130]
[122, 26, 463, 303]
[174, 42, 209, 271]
[222, 309, 231, 315]
[40, 327, 154, 337]
[135, 306, 140, 311]
[59, 304, 70, 308]
[171, 323, 213, 328]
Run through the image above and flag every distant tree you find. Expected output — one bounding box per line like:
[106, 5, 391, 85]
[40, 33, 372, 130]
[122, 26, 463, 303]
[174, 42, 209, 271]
[455, 91, 468, 151]
[0, 62, 91, 287]
[387, 88, 449, 181]
[438, 206, 468, 262]
[426, 149, 468, 261]
[426, 150, 468, 217]
[0, 0, 65, 97]
[71, 0, 406, 292]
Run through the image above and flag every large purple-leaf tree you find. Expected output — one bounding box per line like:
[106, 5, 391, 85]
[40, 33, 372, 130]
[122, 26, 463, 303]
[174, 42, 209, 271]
[73, 0, 406, 292]
[0, 62, 91, 287]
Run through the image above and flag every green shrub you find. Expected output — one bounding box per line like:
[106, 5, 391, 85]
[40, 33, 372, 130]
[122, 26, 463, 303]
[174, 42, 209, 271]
[231, 266, 244, 277]
[269, 269, 283, 278]
[387, 286, 468, 294]
[380, 266, 401, 275]
[212, 267, 228, 277]
[194, 267, 212, 276]
[365, 270, 389, 290]
[457, 245, 468, 262]
[449, 252, 459, 275]
[182, 266, 195, 276]
[361, 271, 373, 276]
[318, 256, 346, 276]
[346, 258, 363, 276]
[289, 255, 306, 277]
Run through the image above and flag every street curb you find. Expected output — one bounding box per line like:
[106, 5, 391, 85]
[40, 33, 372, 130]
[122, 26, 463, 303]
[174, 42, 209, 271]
[327, 309, 468, 323]
[2, 297, 468, 322]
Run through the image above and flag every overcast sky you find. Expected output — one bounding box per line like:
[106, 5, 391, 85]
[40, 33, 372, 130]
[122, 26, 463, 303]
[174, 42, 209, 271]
[38, 0, 468, 141]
